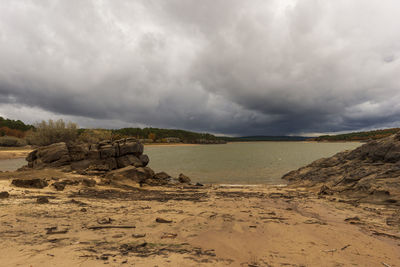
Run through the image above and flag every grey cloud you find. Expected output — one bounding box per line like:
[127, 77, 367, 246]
[1, 0, 400, 136]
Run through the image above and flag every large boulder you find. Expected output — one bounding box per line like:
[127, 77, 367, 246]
[35, 142, 71, 166]
[24, 139, 156, 182]
[105, 166, 154, 183]
[116, 155, 143, 168]
[119, 140, 143, 156]
[68, 143, 89, 161]
[99, 145, 116, 159]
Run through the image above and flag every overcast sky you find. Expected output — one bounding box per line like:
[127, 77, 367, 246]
[1, 0, 400, 136]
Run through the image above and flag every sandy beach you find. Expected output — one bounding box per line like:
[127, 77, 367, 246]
[0, 169, 399, 267]
[0, 147, 32, 160]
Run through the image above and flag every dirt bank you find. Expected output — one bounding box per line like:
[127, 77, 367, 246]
[0, 169, 399, 266]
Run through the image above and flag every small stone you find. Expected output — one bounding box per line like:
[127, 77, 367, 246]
[155, 217, 172, 223]
[178, 173, 191, 184]
[52, 182, 66, 191]
[0, 191, 9, 199]
[80, 208, 87, 212]
[81, 178, 96, 187]
[132, 233, 146, 238]
[37, 196, 49, 204]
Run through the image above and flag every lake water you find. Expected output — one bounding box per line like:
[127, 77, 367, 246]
[145, 142, 361, 184]
[0, 142, 361, 184]
[0, 158, 27, 172]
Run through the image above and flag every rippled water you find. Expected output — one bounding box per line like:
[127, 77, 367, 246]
[145, 142, 361, 184]
[0, 142, 361, 184]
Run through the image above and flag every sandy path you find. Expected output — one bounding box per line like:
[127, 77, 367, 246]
[0, 173, 399, 266]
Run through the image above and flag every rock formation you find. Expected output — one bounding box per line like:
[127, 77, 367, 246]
[25, 138, 191, 186]
[26, 138, 148, 172]
[283, 133, 400, 205]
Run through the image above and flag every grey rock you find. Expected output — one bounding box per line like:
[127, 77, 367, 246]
[139, 154, 150, 167]
[12, 178, 48, 189]
[178, 173, 191, 184]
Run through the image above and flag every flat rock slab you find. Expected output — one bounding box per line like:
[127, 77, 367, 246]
[12, 178, 48, 189]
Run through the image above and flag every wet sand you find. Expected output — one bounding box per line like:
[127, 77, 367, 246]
[0, 169, 399, 266]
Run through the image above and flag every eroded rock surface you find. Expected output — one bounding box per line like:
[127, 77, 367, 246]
[26, 138, 149, 173]
[24, 138, 191, 186]
[283, 133, 400, 204]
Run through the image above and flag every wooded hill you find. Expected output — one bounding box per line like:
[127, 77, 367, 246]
[112, 127, 221, 143]
[313, 128, 400, 141]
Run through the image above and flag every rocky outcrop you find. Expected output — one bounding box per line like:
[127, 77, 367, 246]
[283, 133, 400, 205]
[25, 138, 193, 187]
[26, 138, 149, 173]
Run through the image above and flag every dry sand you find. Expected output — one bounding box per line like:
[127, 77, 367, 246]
[0, 169, 399, 267]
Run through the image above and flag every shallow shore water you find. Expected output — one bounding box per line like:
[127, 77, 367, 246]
[0, 142, 361, 185]
[145, 141, 361, 184]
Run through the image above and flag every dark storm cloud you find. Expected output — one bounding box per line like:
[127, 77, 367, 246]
[1, 0, 400, 135]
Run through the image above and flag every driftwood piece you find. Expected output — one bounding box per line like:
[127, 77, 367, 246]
[87, 225, 136, 230]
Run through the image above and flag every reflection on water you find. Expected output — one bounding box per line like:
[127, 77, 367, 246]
[0, 142, 361, 184]
[145, 142, 361, 184]
[0, 158, 26, 172]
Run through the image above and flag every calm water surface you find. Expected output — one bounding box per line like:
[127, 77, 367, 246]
[0, 142, 361, 184]
[145, 142, 361, 184]
[0, 158, 27, 171]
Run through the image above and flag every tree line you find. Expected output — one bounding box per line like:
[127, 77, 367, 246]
[313, 128, 400, 141]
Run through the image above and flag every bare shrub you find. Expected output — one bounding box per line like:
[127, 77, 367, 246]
[78, 129, 112, 144]
[26, 119, 78, 146]
[0, 136, 27, 147]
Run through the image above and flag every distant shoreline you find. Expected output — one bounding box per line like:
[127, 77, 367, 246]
[144, 143, 200, 147]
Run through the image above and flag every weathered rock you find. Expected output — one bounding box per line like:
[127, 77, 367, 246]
[116, 155, 143, 168]
[71, 159, 92, 170]
[26, 150, 37, 162]
[139, 154, 150, 167]
[0, 191, 9, 199]
[154, 172, 171, 180]
[283, 132, 400, 204]
[82, 178, 96, 187]
[12, 178, 48, 189]
[87, 158, 118, 171]
[99, 145, 116, 159]
[119, 141, 143, 156]
[178, 173, 191, 184]
[318, 185, 333, 195]
[37, 196, 49, 204]
[52, 182, 66, 191]
[36, 142, 70, 164]
[68, 143, 89, 161]
[105, 166, 154, 183]
[147, 172, 171, 186]
[26, 139, 144, 174]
